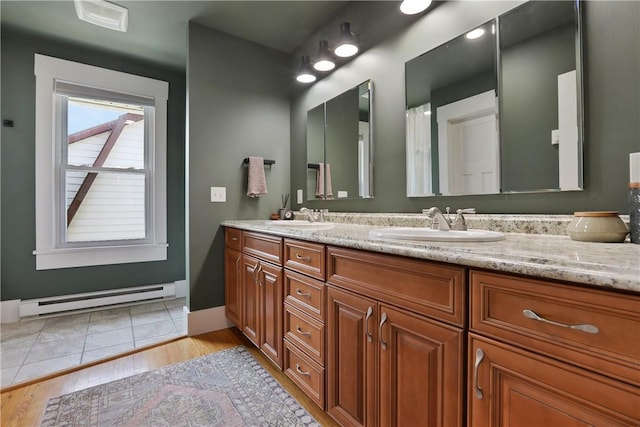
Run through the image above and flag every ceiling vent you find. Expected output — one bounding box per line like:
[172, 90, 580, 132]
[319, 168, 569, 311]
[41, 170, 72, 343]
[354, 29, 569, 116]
[74, 0, 128, 32]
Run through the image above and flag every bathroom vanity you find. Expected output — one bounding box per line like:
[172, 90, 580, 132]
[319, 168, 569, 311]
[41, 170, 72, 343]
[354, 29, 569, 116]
[222, 214, 640, 426]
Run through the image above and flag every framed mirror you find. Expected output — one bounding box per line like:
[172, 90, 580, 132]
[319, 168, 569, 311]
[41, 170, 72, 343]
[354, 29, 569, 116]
[405, 0, 583, 197]
[307, 80, 373, 200]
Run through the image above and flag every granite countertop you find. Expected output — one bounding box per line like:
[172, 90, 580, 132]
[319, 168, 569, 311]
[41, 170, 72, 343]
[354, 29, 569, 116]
[221, 217, 640, 294]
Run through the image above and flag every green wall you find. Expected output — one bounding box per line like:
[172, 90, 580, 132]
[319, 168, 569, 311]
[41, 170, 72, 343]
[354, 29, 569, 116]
[291, 1, 640, 215]
[187, 23, 291, 310]
[0, 28, 186, 301]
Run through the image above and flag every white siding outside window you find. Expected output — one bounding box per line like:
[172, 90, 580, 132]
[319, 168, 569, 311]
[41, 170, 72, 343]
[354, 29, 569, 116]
[33, 54, 168, 270]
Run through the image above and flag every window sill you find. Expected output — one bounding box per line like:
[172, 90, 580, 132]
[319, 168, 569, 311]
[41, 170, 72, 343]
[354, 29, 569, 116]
[33, 244, 168, 270]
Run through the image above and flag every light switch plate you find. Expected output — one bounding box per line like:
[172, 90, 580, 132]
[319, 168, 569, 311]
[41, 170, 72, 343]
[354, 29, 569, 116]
[210, 186, 226, 202]
[297, 189, 303, 204]
[338, 190, 348, 198]
[551, 129, 560, 145]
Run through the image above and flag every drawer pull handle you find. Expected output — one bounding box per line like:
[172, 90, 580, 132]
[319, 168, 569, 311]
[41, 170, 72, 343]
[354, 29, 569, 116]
[295, 253, 312, 262]
[523, 309, 599, 334]
[296, 325, 311, 337]
[296, 289, 312, 298]
[231, 237, 238, 241]
[474, 348, 485, 400]
[365, 306, 373, 343]
[379, 312, 388, 350]
[235, 256, 241, 272]
[295, 363, 311, 377]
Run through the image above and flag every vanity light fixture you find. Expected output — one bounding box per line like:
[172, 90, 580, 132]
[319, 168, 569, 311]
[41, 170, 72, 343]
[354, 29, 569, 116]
[74, 0, 128, 32]
[313, 40, 336, 72]
[296, 55, 317, 84]
[465, 27, 486, 40]
[334, 22, 359, 58]
[400, 0, 433, 15]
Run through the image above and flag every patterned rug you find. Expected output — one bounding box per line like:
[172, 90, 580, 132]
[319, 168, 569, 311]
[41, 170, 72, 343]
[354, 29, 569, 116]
[40, 346, 319, 426]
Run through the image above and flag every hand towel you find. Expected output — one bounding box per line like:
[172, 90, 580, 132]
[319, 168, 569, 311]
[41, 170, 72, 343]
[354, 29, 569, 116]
[315, 163, 333, 199]
[247, 156, 268, 198]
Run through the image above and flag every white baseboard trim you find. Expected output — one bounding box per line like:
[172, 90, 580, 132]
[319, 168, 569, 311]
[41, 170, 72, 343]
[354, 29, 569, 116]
[186, 305, 234, 336]
[1, 300, 21, 324]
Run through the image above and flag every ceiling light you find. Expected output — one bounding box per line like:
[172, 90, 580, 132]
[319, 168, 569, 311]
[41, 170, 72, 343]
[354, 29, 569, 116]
[296, 55, 316, 84]
[313, 40, 335, 72]
[466, 28, 486, 40]
[334, 23, 359, 58]
[400, 0, 433, 15]
[74, 0, 128, 32]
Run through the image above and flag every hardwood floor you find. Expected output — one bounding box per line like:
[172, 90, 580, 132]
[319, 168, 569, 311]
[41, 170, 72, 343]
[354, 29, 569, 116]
[1, 327, 339, 427]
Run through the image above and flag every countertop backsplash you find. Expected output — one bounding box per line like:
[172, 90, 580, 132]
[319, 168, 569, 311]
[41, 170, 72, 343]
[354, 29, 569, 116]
[294, 212, 631, 237]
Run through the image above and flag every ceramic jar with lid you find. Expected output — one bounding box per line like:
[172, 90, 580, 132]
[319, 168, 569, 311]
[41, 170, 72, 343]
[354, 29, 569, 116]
[566, 211, 629, 243]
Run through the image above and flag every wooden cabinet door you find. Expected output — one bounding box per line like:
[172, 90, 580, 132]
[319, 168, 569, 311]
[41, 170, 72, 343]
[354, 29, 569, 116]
[469, 334, 640, 427]
[378, 304, 464, 427]
[326, 286, 377, 427]
[224, 248, 242, 328]
[242, 255, 260, 347]
[258, 260, 283, 369]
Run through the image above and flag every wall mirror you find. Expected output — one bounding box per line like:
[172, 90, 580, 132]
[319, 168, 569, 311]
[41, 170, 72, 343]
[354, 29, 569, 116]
[307, 80, 373, 200]
[405, 0, 583, 197]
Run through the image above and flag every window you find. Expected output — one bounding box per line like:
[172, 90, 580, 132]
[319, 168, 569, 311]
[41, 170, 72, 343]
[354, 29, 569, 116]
[34, 54, 168, 270]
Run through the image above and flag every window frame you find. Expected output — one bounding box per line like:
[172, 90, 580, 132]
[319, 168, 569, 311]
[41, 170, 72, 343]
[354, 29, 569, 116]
[33, 54, 168, 270]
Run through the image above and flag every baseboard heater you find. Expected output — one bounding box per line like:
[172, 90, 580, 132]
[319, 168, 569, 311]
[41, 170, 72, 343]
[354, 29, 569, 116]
[19, 283, 176, 318]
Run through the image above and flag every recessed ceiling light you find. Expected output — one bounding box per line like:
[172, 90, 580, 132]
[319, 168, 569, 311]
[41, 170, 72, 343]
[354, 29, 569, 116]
[466, 28, 486, 40]
[400, 0, 433, 15]
[74, 0, 128, 32]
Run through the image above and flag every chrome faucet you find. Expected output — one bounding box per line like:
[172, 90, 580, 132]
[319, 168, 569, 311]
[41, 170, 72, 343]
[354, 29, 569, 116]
[423, 207, 477, 231]
[299, 207, 327, 223]
[423, 207, 452, 231]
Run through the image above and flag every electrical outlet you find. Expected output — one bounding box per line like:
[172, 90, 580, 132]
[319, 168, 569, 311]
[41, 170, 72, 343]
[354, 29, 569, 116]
[210, 186, 226, 202]
[297, 189, 303, 204]
[338, 190, 348, 198]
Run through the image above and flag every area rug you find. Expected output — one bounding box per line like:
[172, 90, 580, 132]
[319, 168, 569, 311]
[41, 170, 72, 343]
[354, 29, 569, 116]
[40, 346, 319, 426]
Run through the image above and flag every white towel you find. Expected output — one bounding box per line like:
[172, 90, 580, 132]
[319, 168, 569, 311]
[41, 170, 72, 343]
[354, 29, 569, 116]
[247, 156, 268, 198]
[315, 163, 333, 199]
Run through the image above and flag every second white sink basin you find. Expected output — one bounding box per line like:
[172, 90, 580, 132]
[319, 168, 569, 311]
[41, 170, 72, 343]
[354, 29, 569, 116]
[369, 227, 505, 242]
[265, 220, 335, 230]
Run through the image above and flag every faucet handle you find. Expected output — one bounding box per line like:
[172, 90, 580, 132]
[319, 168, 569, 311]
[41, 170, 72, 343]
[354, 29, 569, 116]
[457, 208, 476, 214]
[451, 208, 476, 231]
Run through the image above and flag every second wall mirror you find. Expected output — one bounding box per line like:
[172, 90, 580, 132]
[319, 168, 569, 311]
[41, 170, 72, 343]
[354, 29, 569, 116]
[405, 0, 583, 197]
[307, 80, 374, 200]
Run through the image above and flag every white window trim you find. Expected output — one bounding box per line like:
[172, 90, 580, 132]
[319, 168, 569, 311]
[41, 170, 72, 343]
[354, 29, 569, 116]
[33, 54, 168, 270]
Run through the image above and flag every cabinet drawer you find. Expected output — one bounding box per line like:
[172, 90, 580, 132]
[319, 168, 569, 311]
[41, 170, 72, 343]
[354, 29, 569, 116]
[284, 239, 325, 280]
[242, 231, 282, 265]
[284, 340, 325, 409]
[284, 304, 324, 364]
[224, 227, 242, 251]
[327, 246, 466, 327]
[470, 270, 640, 386]
[284, 270, 325, 320]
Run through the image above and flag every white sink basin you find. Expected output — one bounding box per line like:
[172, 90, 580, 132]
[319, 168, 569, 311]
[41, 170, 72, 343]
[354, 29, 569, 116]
[264, 220, 335, 230]
[369, 227, 505, 242]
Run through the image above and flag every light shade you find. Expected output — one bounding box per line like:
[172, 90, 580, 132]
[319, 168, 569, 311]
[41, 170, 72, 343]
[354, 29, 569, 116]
[296, 55, 316, 83]
[334, 22, 359, 58]
[313, 40, 335, 72]
[400, 0, 432, 15]
[74, 0, 128, 32]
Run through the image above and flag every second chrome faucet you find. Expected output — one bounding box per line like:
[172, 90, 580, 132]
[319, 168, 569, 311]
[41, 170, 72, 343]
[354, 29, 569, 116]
[423, 207, 476, 231]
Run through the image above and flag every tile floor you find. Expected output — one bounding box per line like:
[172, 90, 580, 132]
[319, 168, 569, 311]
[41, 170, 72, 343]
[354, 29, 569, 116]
[0, 298, 186, 388]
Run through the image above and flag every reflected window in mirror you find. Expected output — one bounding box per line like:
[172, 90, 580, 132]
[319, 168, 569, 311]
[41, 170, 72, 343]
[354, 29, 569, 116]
[306, 80, 373, 200]
[405, 1, 583, 197]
